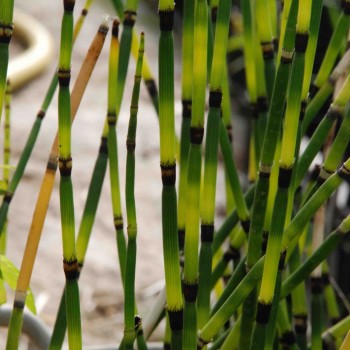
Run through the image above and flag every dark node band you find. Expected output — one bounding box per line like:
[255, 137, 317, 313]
[57, 68, 71, 86]
[241, 219, 250, 234]
[4, 192, 12, 203]
[64, 0, 75, 11]
[310, 276, 323, 294]
[37, 109, 46, 119]
[327, 107, 341, 121]
[190, 126, 204, 144]
[58, 157, 72, 176]
[261, 42, 274, 59]
[182, 99, 192, 119]
[280, 49, 294, 64]
[310, 164, 321, 181]
[261, 231, 269, 254]
[124, 10, 137, 27]
[322, 273, 330, 285]
[161, 164, 176, 186]
[343, 0, 350, 14]
[299, 100, 307, 121]
[224, 245, 240, 262]
[14, 300, 25, 309]
[183, 282, 198, 302]
[134, 314, 142, 330]
[226, 125, 233, 142]
[278, 250, 287, 270]
[281, 331, 296, 345]
[63, 259, 79, 280]
[201, 224, 214, 243]
[99, 137, 108, 154]
[259, 170, 271, 179]
[167, 309, 183, 331]
[278, 167, 293, 188]
[211, 7, 218, 23]
[295, 33, 309, 53]
[338, 163, 350, 181]
[178, 229, 185, 250]
[164, 343, 171, 350]
[0, 23, 14, 44]
[114, 216, 123, 230]
[309, 83, 319, 98]
[146, 79, 158, 98]
[209, 90, 222, 109]
[256, 302, 272, 324]
[294, 315, 307, 333]
[126, 138, 136, 152]
[159, 10, 174, 31]
[81, 8, 88, 16]
[99, 23, 109, 35]
[107, 112, 116, 126]
[257, 96, 268, 113]
[47, 158, 58, 172]
[78, 262, 83, 274]
[250, 102, 258, 119]
[112, 19, 120, 37]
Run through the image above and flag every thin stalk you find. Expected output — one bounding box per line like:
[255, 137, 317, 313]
[312, 3, 350, 92]
[198, 157, 350, 347]
[296, 74, 350, 186]
[197, 0, 232, 332]
[49, 124, 109, 349]
[302, 48, 350, 134]
[323, 314, 350, 347]
[177, 0, 194, 255]
[56, 1, 82, 347]
[183, 0, 208, 347]
[5, 19, 109, 349]
[0, 0, 14, 122]
[106, 19, 127, 284]
[158, 3, 184, 348]
[1, 80, 11, 252]
[252, 1, 313, 344]
[122, 32, 144, 350]
[0, 0, 96, 237]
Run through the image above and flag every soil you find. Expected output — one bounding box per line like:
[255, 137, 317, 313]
[1, 0, 247, 348]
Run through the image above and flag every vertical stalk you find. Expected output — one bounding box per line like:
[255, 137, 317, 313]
[5, 18, 109, 350]
[183, 0, 208, 347]
[177, 0, 194, 257]
[0, 0, 14, 122]
[198, 0, 232, 332]
[0, 0, 96, 237]
[122, 33, 144, 350]
[158, 2, 184, 348]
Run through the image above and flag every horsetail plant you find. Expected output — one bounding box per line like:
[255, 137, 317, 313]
[0, 0, 96, 238]
[197, 0, 232, 333]
[5, 18, 109, 350]
[122, 32, 144, 350]
[182, 0, 208, 347]
[158, 1, 184, 347]
[0, 0, 14, 122]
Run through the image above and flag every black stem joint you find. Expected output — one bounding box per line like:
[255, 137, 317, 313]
[159, 10, 174, 31]
[183, 281, 198, 302]
[209, 90, 222, 109]
[167, 309, 183, 331]
[201, 224, 214, 243]
[58, 157, 72, 176]
[123, 10, 137, 27]
[295, 33, 309, 53]
[57, 68, 71, 86]
[256, 301, 272, 324]
[161, 163, 176, 185]
[190, 126, 204, 144]
[63, 258, 79, 280]
[0, 23, 14, 44]
[182, 99, 192, 119]
[64, 0, 75, 11]
[278, 167, 293, 188]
